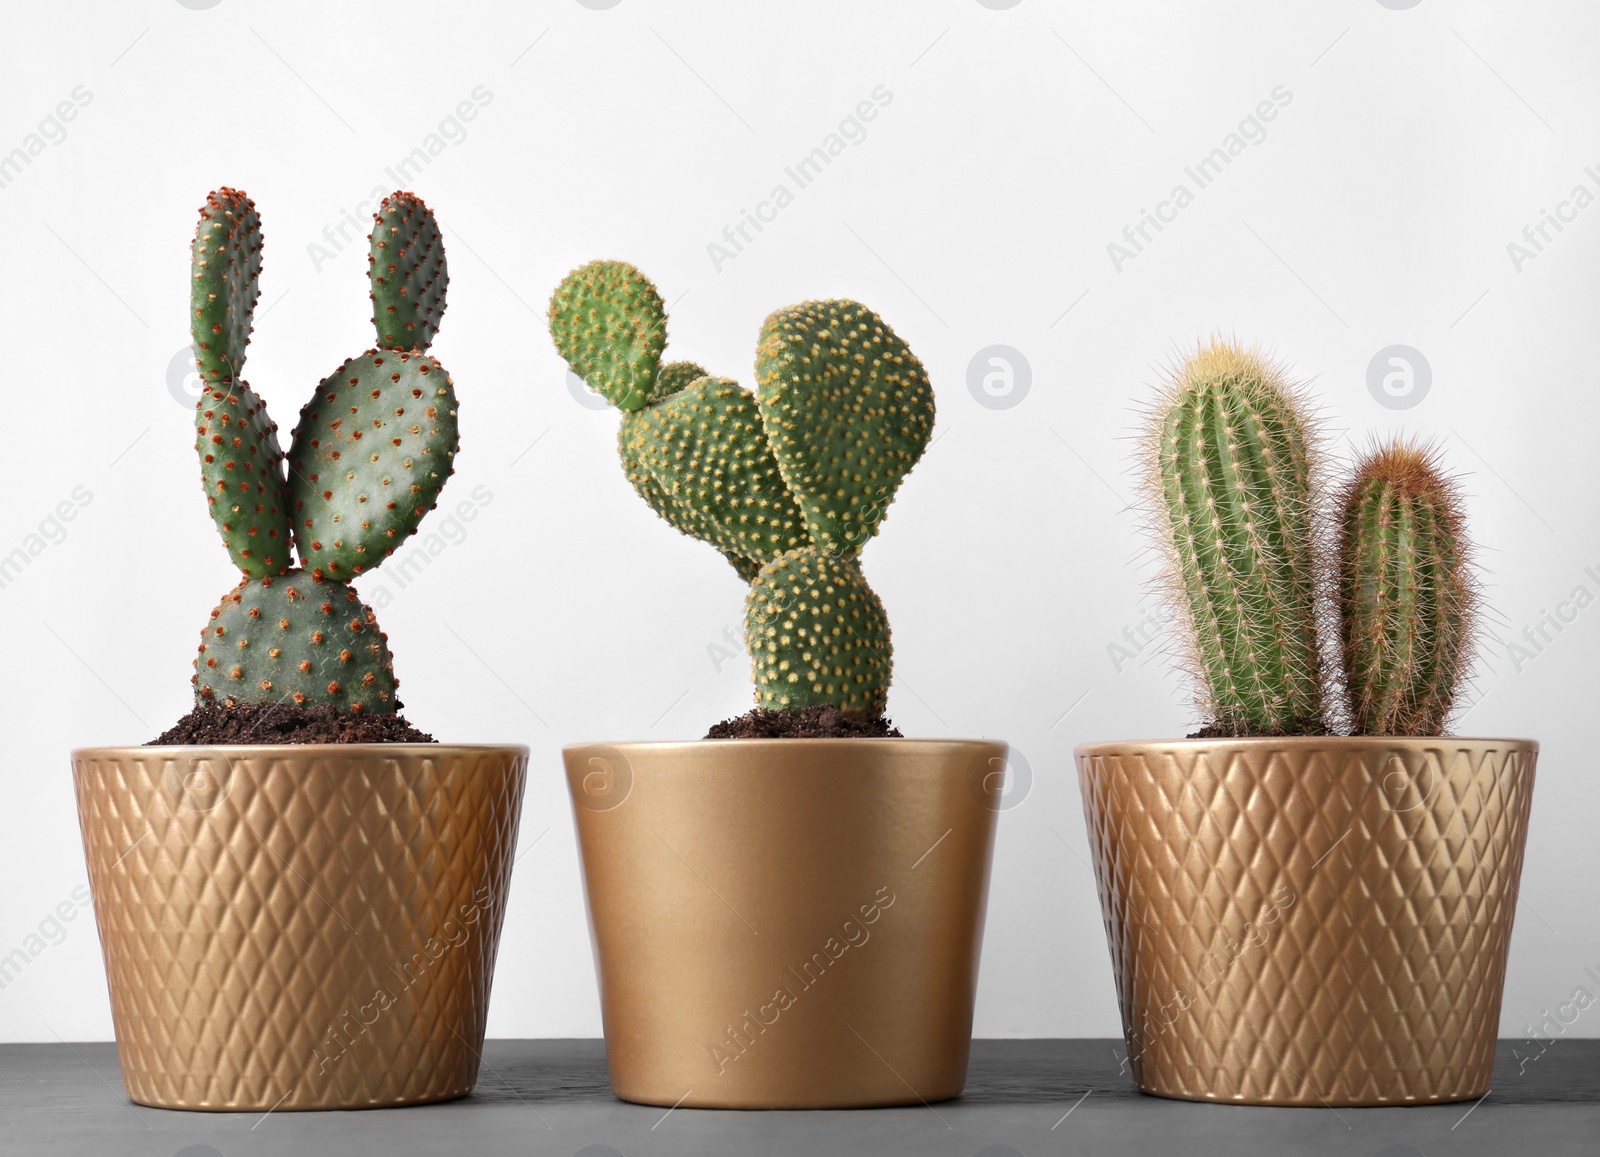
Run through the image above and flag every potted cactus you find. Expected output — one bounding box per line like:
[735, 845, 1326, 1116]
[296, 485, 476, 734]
[70, 189, 526, 1111]
[1076, 341, 1536, 1106]
[549, 261, 1004, 1109]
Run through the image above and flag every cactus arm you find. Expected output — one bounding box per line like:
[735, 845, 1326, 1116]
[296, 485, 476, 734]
[654, 359, 706, 400]
[194, 571, 398, 713]
[1148, 343, 1325, 735]
[1338, 443, 1473, 735]
[548, 260, 665, 411]
[754, 300, 935, 555]
[196, 381, 293, 578]
[190, 188, 262, 383]
[369, 191, 447, 352]
[624, 376, 811, 568]
[744, 546, 891, 718]
[287, 349, 459, 580]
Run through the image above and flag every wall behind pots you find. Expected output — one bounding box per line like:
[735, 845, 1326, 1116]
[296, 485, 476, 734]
[2, 0, 1596, 1043]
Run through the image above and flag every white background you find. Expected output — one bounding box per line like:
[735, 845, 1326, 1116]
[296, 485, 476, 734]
[2, 0, 1597, 1044]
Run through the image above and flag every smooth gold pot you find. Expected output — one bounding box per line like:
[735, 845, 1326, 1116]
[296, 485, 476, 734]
[565, 738, 1004, 1109]
[1076, 736, 1536, 1106]
[72, 744, 527, 1111]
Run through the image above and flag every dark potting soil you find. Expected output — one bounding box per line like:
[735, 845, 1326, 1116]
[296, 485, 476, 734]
[1186, 716, 1334, 740]
[705, 705, 903, 740]
[148, 701, 435, 746]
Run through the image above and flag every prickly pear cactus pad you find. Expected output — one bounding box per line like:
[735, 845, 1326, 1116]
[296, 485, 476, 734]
[654, 359, 708, 400]
[1145, 341, 1326, 736]
[287, 350, 459, 580]
[744, 546, 891, 718]
[548, 260, 665, 411]
[190, 187, 262, 383]
[1339, 441, 1476, 737]
[195, 380, 293, 579]
[755, 300, 935, 556]
[622, 376, 811, 570]
[369, 191, 447, 352]
[194, 571, 398, 712]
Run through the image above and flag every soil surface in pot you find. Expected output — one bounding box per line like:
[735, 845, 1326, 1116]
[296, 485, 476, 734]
[1187, 716, 1333, 739]
[148, 702, 435, 745]
[706, 705, 902, 739]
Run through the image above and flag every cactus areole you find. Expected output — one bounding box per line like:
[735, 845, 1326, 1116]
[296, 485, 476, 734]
[549, 260, 934, 723]
[186, 188, 458, 721]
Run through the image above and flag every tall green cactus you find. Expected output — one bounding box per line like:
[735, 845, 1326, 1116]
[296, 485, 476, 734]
[549, 261, 933, 717]
[186, 188, 460, 715]
[1146, 341, 1326, 736]
[1338, 441, 1474, 736]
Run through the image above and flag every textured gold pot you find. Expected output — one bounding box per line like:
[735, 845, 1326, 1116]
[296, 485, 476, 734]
[72, 744, 527, 1111]
[1076, 736, 1536, 1106]
[565, 738, 1004, 1109]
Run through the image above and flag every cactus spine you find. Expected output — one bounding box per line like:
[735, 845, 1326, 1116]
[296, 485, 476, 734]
[550, 262, 933, 717]
[186, 188, 460, 714]
[1147, 342, 1326, 736]
[1338, 441, 1474, 736]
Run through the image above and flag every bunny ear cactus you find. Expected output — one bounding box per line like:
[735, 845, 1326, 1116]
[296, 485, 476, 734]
[1338, 441, 1475, 737]
[186, 188, 459, 715]
[1143, 341, 1327, 737]
[550, 262, 933, 719]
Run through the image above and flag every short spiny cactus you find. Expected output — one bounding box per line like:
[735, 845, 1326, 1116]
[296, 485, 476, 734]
[549, 260, 934, 718]
[188, 188, 459, 714]
[1141, 340, 1478, 737]
[1338, 441, 1475, 736]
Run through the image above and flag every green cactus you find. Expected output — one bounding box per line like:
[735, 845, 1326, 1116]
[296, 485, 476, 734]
[1338, 441, 1475, 736]
[196, 380, 293, 579]
[190, 187, 262, 383]
[181, 188, 461, 715]
[548, 260, 665, 411]
[746, 546, 891, 717]
[194, 571, 398, 712]
[369, 191, 447, 351]
[1146, 341, 1326, 736]
[551, 264, 932, 718]
[755, 300, 935, 556]
[287, 349, 458, 580]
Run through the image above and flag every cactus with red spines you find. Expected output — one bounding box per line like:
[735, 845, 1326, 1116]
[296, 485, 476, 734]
[186, 188, 459, 714]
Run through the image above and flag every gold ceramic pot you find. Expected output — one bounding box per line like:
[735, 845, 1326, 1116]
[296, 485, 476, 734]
[72, 744, 527, 1111]
[564, 738, 1004, 1109]
[1076, 736, 1537, 1106]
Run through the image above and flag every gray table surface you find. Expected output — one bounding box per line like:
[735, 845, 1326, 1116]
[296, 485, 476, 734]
[2, 1039, 1593, 1156]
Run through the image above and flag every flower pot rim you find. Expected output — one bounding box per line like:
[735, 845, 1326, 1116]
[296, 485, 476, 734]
[563, 736, 1005, 755]
[1075, 735, 1537, 758]
[73, 742, 530, 760]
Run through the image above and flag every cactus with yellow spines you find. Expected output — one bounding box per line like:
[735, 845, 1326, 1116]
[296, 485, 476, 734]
[185, 188, 461, 715]
[550, 261, 933, 717]
[1337, 441, 1476, 736]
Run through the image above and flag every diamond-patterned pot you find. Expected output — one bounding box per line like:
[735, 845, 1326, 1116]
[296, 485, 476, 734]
[1076, 737, 1536, 1106]
[72, 744, 527, 1111]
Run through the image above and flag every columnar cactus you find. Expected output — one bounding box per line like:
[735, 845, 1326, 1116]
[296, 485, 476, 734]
[1338, 441, 1475, 736]
[189, 188, 458, 714]
[1141, 340, 1480, 738]
[549, 260, 933, 718]
[1144, 341, 1326, 736]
